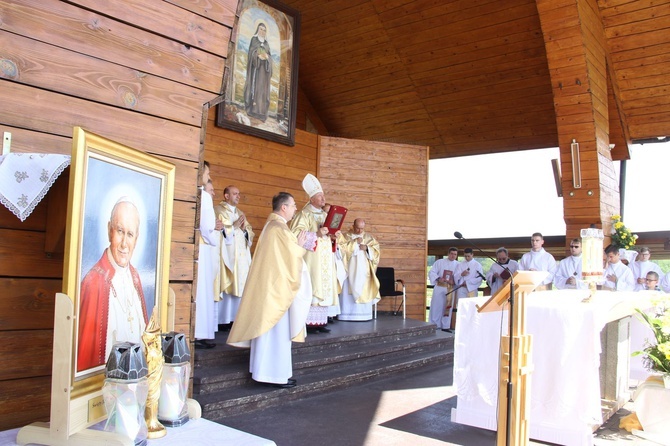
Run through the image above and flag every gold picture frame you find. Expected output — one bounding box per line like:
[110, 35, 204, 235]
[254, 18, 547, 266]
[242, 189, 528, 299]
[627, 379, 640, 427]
[62, 127, 175, 431]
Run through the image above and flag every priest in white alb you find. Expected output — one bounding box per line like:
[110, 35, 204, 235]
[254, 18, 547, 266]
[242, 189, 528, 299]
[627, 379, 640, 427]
[629, 246, 663, 291]
[428, 247, 460, 331]
[337, 218, 381, 321]
[518, 232, 557, 290]
[485, 247, 519, 295]
[227, 192, 312, 388]
[554, 238, 588, 290]
[454, 248, 484, 300]
[194, 164, 223, 349]
[601, 244, 636, 291]
[215, 185, 255, 329]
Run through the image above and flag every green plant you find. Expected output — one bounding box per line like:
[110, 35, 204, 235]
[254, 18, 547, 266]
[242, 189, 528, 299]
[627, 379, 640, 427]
[610, 215, 638, 250]
[633, 296, 670, 374]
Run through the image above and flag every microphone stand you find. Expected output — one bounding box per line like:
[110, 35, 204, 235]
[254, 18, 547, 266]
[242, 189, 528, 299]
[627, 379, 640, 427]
[455, 232, 514, 446]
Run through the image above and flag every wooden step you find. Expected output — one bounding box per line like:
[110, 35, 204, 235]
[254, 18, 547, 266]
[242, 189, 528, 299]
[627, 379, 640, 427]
[191, 316, 455, 421]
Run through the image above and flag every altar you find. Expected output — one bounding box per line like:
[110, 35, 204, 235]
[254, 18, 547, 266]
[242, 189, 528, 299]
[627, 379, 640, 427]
[2, 418, 275, 446]
[450, 290, 653, 446]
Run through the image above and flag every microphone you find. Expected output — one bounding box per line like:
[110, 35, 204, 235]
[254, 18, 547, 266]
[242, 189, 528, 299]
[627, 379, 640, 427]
[454, 231, 463, 239]
[477, 271, 487, 281]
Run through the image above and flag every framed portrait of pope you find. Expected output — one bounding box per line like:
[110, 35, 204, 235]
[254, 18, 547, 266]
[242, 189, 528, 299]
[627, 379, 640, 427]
[61, 128, 174, 427]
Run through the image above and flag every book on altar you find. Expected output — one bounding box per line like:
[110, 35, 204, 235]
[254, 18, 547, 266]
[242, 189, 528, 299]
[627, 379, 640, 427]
[322, 205, 348, 235]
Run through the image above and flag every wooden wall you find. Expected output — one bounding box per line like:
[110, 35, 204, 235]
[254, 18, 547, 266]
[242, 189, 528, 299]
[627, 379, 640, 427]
[0, 0, 236, 431]
[204, 115, 428, 320]
[204, 107, 319, 231]
[319, 137, 429, 319]
[0, 0, 429, 432]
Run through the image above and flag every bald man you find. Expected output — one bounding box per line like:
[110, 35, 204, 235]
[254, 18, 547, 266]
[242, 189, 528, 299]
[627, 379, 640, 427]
[77, 198, 149, 372]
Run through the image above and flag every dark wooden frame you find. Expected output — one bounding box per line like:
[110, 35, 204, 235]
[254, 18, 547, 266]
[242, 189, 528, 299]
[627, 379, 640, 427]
[216, 0, 300, 146]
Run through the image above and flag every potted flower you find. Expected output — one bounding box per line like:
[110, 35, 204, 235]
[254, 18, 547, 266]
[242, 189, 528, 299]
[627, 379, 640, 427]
[632, 295, 670, 388]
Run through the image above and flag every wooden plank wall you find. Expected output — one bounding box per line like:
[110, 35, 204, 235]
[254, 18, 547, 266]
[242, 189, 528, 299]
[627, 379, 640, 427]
[204, 117, 429, 320]
[0, 0, 236, 431]
[204, 107, 319, 232]
[319, 137, 429, 320]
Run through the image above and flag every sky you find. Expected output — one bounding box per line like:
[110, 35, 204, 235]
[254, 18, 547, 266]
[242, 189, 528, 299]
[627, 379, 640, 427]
[427, 142, 669, 240]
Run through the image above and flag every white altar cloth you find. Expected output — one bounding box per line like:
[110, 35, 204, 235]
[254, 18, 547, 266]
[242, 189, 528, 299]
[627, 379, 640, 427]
[0, 418, 276, 446]
[451, 290, 652, 446]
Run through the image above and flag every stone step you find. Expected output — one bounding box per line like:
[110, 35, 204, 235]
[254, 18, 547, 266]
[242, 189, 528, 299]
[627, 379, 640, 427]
[194, 331, 452, 395]
[197, 346, 453, 420]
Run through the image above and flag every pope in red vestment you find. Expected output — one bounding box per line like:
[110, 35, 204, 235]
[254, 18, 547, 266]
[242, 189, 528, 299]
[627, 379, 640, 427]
[76, 199, 149, 372]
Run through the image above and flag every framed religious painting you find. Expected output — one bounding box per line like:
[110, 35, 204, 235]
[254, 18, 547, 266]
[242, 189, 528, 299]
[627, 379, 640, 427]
[61, 127, 175, 430]
[216, 0, 301, 146]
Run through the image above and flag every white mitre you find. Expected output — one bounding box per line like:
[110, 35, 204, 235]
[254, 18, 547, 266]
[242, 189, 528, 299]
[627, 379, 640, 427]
[302, 173, 323, 198]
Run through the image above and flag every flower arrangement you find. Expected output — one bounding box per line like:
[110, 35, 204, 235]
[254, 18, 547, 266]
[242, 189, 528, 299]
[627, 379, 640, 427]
[633, 295, 670, 375]
[610, 215, 638, 250]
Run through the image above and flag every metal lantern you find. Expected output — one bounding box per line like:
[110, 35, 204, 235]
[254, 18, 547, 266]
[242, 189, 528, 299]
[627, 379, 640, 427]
[102, 342, 149, 446]
[157, 332, 191, 427]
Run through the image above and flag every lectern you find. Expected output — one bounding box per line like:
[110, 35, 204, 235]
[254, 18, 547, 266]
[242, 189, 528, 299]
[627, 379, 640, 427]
[476, 271, 547, 446]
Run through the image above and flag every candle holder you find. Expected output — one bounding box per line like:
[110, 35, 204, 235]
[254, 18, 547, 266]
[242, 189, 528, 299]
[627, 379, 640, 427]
[102, 342, 149, 446]
[580, 227, 604, 302]
[158, 332, 191, 427]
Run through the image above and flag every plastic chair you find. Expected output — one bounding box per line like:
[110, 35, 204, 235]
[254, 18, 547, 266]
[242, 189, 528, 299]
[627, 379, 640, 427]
[374, 267, 406, 319]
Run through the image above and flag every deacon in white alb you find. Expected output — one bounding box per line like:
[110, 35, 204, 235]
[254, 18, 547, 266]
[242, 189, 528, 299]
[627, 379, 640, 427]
[554, 238, 588, 290]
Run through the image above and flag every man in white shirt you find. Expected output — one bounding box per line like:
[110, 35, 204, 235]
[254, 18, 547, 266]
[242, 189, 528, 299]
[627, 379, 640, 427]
[601, 244, 635, 291]
[554, 238, 587, 290]
[630, 246, 663, 291]
[454, 248, 484, 300]
[519, 232, 557, 290]
[428, 247, 460, 331]
[486, 247, 519, 296]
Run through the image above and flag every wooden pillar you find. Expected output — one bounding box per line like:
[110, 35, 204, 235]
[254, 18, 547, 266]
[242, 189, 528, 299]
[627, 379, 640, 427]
[536, 0, 621, 247]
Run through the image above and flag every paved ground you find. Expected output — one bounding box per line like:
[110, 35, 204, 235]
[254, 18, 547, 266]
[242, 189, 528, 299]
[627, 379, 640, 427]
[219, 361, 660, 446]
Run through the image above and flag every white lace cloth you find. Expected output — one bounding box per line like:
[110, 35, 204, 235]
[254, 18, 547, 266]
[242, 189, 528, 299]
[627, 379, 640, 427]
[0, 153, 70, 221]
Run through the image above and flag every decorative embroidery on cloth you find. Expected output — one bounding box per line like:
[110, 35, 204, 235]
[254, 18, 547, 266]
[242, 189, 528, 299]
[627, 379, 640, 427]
[0, 153, 71, 221]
